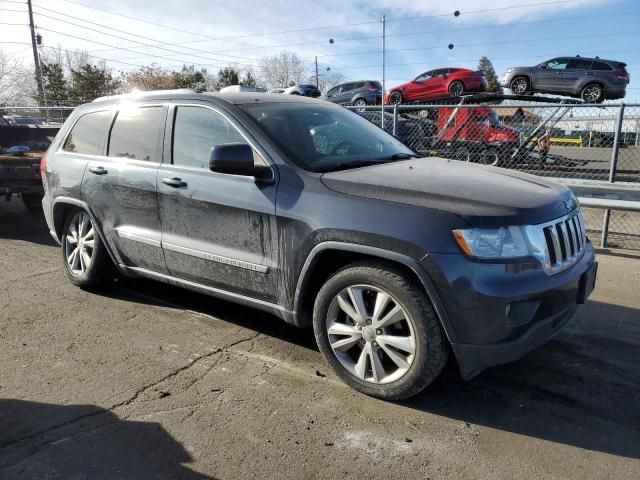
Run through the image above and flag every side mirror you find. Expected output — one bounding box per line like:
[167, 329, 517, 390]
[209, 143, 257, 176]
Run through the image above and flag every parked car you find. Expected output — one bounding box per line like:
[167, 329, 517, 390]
[42, 91, 597, 400]
[356, 111, 435, 151]
[219, 85, 267, 94]
[386, 68, 487, 104]
[1, 150, 43, 211]
[268, 88, 285, 94]
[500, 56, 629, 102]
[324, 80, 383, 107]
[283, 84, 321, 97]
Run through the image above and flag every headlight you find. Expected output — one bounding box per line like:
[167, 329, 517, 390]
[506, 68, 513, 73]
[453, 226, 532, 259]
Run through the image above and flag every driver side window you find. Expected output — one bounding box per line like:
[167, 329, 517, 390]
[326, 86, 340, 98]
[415, 72, 432, 82]
[547, 58, 569, 70]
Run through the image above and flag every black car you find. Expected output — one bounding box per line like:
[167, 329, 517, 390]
[42, 91, 597, 400]
[324, 80, 383, 107]
[501, 56, 629, 102]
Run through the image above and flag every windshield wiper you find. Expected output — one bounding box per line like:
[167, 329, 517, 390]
[375, 152, 419, 161]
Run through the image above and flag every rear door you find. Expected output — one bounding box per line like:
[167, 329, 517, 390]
[82, 103, 168, 274]
[564, 58, 593, 93]
[157, 103, 278, 302]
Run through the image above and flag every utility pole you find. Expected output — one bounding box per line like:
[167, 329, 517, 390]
[381, 14, 386, 129]
[27, 0, 49, 121]
[27, 0, 40, 78]
[315, 56, 319, 88]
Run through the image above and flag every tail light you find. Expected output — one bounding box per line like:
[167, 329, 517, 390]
[618, 74, 629, 81]
[40, 154, 46, 184]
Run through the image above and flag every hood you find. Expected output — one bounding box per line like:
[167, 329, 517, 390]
[321, 158, 576, 228]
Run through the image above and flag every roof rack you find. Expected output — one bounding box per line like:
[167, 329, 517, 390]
[92, 88, 198, 103]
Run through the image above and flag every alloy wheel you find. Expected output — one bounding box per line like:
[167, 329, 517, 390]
[64, 211, 95, 276]
[511, 77, 528, 94]
[582, 85, 602, 103]
[448, 82, 464, 97]
[354, 99, 367, 112]
[326, 284, 416, 384]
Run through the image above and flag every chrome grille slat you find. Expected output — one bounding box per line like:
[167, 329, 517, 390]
[535, 209, 588, 275]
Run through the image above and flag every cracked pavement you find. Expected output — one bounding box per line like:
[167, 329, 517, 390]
[1, 200, 639, 479]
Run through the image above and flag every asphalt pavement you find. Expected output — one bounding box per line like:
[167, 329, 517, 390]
[1, 200, 639, 480]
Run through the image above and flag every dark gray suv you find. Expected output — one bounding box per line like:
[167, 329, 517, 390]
[41, 91, 597, 400]
[501, 56, 629, 102]
[324, 80, 383, 107]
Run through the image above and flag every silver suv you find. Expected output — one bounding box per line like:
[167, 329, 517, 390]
[501, 56, 629, 103]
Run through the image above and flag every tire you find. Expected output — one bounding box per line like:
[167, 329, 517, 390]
[313, 260, 449, 400]
[510, 76, 530, 95]
[448, 81, 464, 97]
[61, 209, 114, 288]
[353, 98, 367, 111]
[581, 83, 604, 103]
[389, 91, 403, 105]
[289, 91, 300, 95]
[22, 193, 43, 212]
[477, 150, 500, 166]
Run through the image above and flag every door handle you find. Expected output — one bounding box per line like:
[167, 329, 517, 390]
[161, 177, 187, 188]
[88, 166, 108, 175]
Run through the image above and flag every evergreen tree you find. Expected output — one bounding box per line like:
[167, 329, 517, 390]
[478, 56, 503, 95]
[240, 71, 257, 87]
[173, 65, 207, 90]
[35, 63, 68, 106]
[68, 64, 119, 105]
[214, 67, 240, 91]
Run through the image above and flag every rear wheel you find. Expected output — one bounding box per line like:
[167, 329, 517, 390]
[21, 193, 42, 212]
[581, 83, 604, 103]
[448, 81, 464, 97]
[510, 76, 530, 95]
[389, 91, 403, 105]
[353, 98, 367, 111]
[313, 261, 449, 400]
[61, 209, 113, 288]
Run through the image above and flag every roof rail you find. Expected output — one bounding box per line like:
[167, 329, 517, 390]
[92, 88, 198, 103]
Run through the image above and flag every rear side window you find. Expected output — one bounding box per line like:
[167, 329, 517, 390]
[592, 61, 613, 71]
[354, 81, 366, 89]
[62, 111, 112, 155]
[365, 81, 382, 90]
[567, 59, 593, 70]
[108, 106, 164, 161]
[341, 83, 356, 92]
[172, 106, 245, 169]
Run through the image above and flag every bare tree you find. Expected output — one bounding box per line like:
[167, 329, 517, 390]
[0, 50, 35, 106]
[311, 71, 346, 93]
[260, 51, 307, 89]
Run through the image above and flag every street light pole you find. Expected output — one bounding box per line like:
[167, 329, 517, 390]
[315, 56, 319, 88]
[381, 13, 386, 128]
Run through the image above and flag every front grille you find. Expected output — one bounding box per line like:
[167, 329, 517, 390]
[536, 210, 587, 275]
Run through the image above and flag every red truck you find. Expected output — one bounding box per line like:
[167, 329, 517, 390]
[431, 106, 520, 165]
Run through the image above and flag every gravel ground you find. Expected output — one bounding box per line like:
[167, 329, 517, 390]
[1, 200, 639, 480]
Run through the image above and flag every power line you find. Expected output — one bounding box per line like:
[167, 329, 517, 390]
[35, 27, 253, 70]
[31, 10, 262, 67]
[31, 5, 262, 63]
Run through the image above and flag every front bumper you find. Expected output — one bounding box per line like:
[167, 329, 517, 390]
[424, 242, 596, 379]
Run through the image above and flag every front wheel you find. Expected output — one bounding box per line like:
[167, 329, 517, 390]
[313, 261, 449, 400]
[61, 209, 113, 288]
[510, 76, 530, 95]
[353, 98, 367, 111]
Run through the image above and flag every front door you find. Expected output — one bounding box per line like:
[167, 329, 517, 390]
[157, 103, 278, 302]
[82, 103, 168, 274]
[536, 58, 569, 91]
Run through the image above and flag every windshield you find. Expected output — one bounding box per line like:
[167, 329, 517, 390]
[239, 102, 416, 172]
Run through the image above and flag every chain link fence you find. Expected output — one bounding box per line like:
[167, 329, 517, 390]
[351, 101, 640, 250]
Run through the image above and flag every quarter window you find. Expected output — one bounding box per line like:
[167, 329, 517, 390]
[172, 106, 246, 169]
[62, 111, 112, 155]
[592, 61, 613, 71]
[108, 106, 164, 161]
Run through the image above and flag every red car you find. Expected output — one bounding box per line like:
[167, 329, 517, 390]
[386, 68, 487, 104]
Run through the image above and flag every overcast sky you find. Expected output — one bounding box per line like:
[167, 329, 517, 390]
[1, 0, 638, 99]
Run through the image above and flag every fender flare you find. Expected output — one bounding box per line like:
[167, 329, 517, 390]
[292, 241, 458, 343]
[51, 196, 120, 267]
